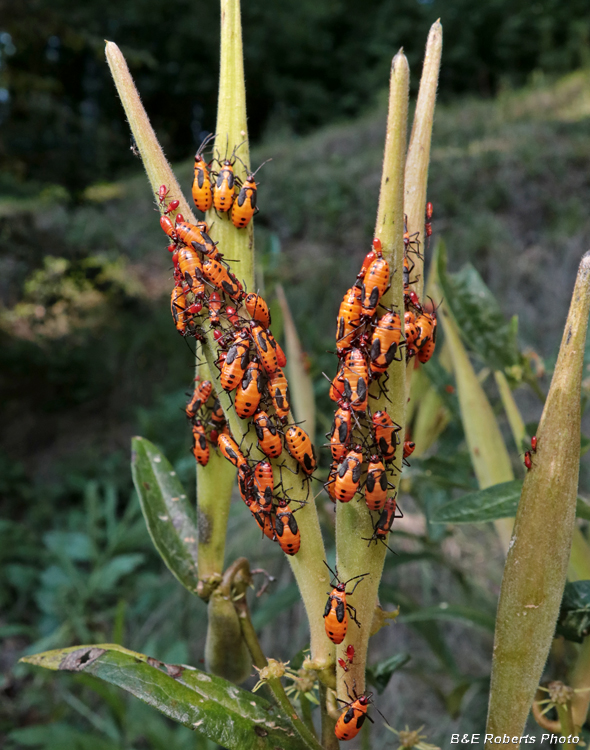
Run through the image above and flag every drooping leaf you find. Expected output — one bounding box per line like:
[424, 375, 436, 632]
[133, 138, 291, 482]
[366, 653, 410, 694]
[431, 480, 590, 524]
[131, 437, 199, 594]
[398, 604, 496, 632]
[21, 644, 308, 750]
[436, 241, 522, 373]
[556, 581, 590, 643]
[431, 480, 522, 524]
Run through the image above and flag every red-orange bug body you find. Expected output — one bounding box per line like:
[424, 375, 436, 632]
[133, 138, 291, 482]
[220, 332, 250, 391]
[253, 411, 282, 458]
[370, 312, 403, 376]
[186, 380, 212, 419]
[253, 460, 274, 513]
[213, 160, 236, 213]
[235, 360, 264, 418]
[335, 694, 372, 741]
[342, 348, 369, 412]
[268, 368, 291, 420]
[334, 446, 363, 502]
[231, 174, 258, 228]
[329, 404, 352, 462]
[202, 256, 243, 299]
[171, 286, 188, 335]
[372, 410, 400, 462]
[323, 564, 367, 644]
[192, 136, 214, 212]
[275, 501, 300, 555]
[361, 243, 390, 317]
[284, 425, 317, 475]
[218, 433, 247, 470]
[336, 285, 363, 353]
[244, 293, 271, 328]
[251, 323, 279, 375]
[192, 422, 210, 466]
[364, 455, 388, 512]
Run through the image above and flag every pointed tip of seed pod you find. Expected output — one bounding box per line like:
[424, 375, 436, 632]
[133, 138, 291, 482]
[582, 250, 590, 265]
[392, 49, 409, 72]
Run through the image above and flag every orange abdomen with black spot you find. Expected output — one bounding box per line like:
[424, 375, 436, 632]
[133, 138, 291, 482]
[213, 165, 236, 212]
[192, 158, 213, 212]
[284, 426, 317, 475]
[361, 257, 390, 316]
[235, 361, 264, 418]
[334, 703, 368, 741]
[253, 411, 282, 458]
[324, 593, 348, 644]
[275, 507, 300, 555]
[191, 422, 210, 466]
[268, 368, 291, 420]
[220, 334, 250, 391]
[231, 178, 257, 228]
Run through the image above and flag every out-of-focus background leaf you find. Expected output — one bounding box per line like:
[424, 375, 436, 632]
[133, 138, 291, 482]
[4, 1, 590, 747]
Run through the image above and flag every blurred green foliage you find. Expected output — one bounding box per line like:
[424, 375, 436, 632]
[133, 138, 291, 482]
[2, 0, 590, 195]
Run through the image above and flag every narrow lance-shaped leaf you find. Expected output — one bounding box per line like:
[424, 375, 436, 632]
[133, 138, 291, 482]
[486, 251, 590, 748]
[131, 437, 199, 593]
[434, 242, 514, 551]
[21, 644, 308, 750]
[275, 284, 316, 433]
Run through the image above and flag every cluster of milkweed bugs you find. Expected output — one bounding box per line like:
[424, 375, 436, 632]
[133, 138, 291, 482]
[159, 162, 316, 558]
[191, 134, 270, 229]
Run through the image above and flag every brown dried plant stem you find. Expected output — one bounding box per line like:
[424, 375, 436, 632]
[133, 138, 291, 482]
[335, 50, 409, 700]
[486, 251, 590, 749]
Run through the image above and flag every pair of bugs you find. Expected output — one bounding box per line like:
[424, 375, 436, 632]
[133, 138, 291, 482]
[192, 134, 270, 229]
[323, 564, 391, 740]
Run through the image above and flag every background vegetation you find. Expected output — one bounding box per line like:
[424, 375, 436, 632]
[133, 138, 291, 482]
[2, 2, 590, 748]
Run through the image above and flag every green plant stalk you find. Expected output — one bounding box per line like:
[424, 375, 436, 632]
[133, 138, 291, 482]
[206, 0, 254, 289]
[320, 685, 339, 750]
[556, 703, 577, 747]
[439, 306, 514, 552]
[105, 42, 192, 221]
[404, 20, 442, 302]
[495, 369, 590, 581]
[105, 42, 237, 592]
[485, 252, 590, 749]
[336, 50, 409, 700]
[201, 339, 333, 682]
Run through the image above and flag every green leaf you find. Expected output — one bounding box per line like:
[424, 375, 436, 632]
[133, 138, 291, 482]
[431, 480, 522, 524]
[556, 581, 590, 643]
[366, 653, 410, 694]
[21, 644, 308, 750]
[436, 241, 522, 373]
[89, 554, 145, 593]
[131, 437, 199, 594]
[398, 604, 496, 632]
[431, 480, 590, 524]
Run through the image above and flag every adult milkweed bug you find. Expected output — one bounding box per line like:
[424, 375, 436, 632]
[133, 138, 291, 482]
[364, 455, 389, 512]
[328, 404, 352, 462]
[268, 368, 291, 421]
[192, 422, 210, 466]
[220, 331, 250, 391]
[175, 219, 210, 254]
[275, 499, 300, 555]
[210, 398, 225, 426]
[186, 380, 212, 419]
[192, 133, 215, 212]
[235, 360, 264, 418]
[333, 446, 364, 502]
[244, 293, 271, 328]
[284, 425, 317, 475]
[342, 348, 369, 412]
[372, 410, 401, 462]
[217, 433, 248, 470]
[336, 284, 363, 354]
[323, 562, 368, 644]
[253, 411, 282, 458]
[230, 159, 271, 229]
[325, 461, 339, 503]
[361, 239, 390, 317]
[369, 311, 404, 376]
